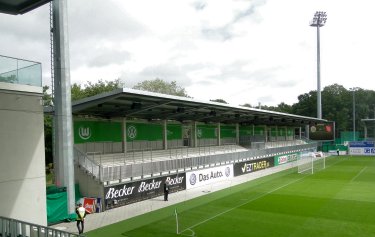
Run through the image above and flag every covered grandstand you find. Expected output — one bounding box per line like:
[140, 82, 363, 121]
[67, 88, 327, 210]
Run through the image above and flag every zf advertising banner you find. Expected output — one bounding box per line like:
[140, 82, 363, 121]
[309, 122, 335, 141]
[186, 165, 233, 190]
[104, 173, 186, 209]
[233, 157, 274, 177]
[274, 153, 299, 166]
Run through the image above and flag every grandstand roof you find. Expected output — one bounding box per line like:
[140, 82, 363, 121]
[68, 88, 327, 126]
[0, 0, 50, 15]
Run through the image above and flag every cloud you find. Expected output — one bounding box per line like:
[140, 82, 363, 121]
[87, 49, 131, 68]
[121, 63, 192, 88]
[192, 1, 207, 11]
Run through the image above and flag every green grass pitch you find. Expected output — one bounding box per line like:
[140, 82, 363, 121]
[87, 156, 375, 237]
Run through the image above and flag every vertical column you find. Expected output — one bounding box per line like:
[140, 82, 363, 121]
[305, 125, 310, 140]
[193, 121, 197, 147]
[265, 126, 268, 142]
[236, 123, 239, 145]
[163, 120, 168, 150]
[122, 117, 127, 153]
[217, 123, 221, 146]
[52, 0, 75, 213]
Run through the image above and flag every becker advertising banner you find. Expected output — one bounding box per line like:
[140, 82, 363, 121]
[186, 165, 234, 190]
[233, 157, 274, 177]
[104, 173, 186, 209]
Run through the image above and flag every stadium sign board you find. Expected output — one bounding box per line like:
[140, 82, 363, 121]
[186, 165, 233, 190]
[274, 153, 299, 166]
[233, 157, 274, 177]
[104, 173, 186, 209]
[349, 141, 375, 156]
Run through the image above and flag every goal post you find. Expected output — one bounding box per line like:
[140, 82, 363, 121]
[298, 152, 325, 174]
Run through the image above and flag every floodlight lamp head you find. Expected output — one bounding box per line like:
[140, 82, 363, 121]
[310, 11, 327, 27]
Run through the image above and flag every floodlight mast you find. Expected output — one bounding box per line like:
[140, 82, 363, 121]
[310, 11, 327, 119]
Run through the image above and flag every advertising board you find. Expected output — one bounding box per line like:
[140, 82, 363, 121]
[348, 141, 375, 156]
[104, 173, 186, 209]
[185, 165, 233, 190]
[233, 157, 274, 177]
[274, 153, 299, 166]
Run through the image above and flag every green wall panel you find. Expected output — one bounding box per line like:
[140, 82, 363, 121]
[287, 128, 294, 136]
[197, 124, 217, 139]
[239, 126, 253, 136]
[126, 123, 162, 141]
[167, 124, 182, 140]
[74, 120, 122, 144]
[254, 126, 265, 135]
[221, 125, 236, 138]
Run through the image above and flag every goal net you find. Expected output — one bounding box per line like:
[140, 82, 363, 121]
[298, 152, 325, 174]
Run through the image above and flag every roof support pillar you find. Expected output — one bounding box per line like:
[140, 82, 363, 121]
[193, 121, 197, 148]
[122, 117, 127, 153]
[163, 120, 167, 150]
[236, 123, 239, 145]
[52, 0, 75, 214]
[217, 123, 221, 146]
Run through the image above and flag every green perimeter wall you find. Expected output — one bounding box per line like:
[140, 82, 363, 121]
[167, 124, 182, 140]
[74, 120, 296, 144]
[221, 125, 236, 138]
[196, 124, 217, 139]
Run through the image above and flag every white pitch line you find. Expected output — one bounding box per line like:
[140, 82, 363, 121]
[179, 174, 309, 234]
[351, 167, 367, 182]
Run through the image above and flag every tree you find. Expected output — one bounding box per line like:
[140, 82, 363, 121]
[43, 86, 53, 165]
[71, 78, 123, 101]
[240, 103, 252, 108]
[133, 78, 189, 97]
[210, 99, 228, 104]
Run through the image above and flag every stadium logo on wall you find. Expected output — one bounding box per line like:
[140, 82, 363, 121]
[189, 173, 197, 185]
[225, 166, 231, 177]
[79, 127, 91, 140]
[127, 125, 137, 139]
[197, 129, 202, 138]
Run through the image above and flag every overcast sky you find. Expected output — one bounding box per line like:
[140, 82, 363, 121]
[1, 0, 374, 106]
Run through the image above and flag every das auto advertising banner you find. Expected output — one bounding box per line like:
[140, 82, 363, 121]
[233, 157, 274, 177]
[104, 173, 186, 209]
[186, 165, 234, 190]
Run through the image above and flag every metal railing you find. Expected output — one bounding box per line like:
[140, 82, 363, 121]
[74, 142, 317, 183]
[0, 216, 82, 237]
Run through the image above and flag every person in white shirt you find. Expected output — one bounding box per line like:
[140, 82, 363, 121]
[76, 203, 90, 234]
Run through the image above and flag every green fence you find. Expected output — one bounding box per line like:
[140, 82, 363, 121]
[46, 184, 82, 225]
